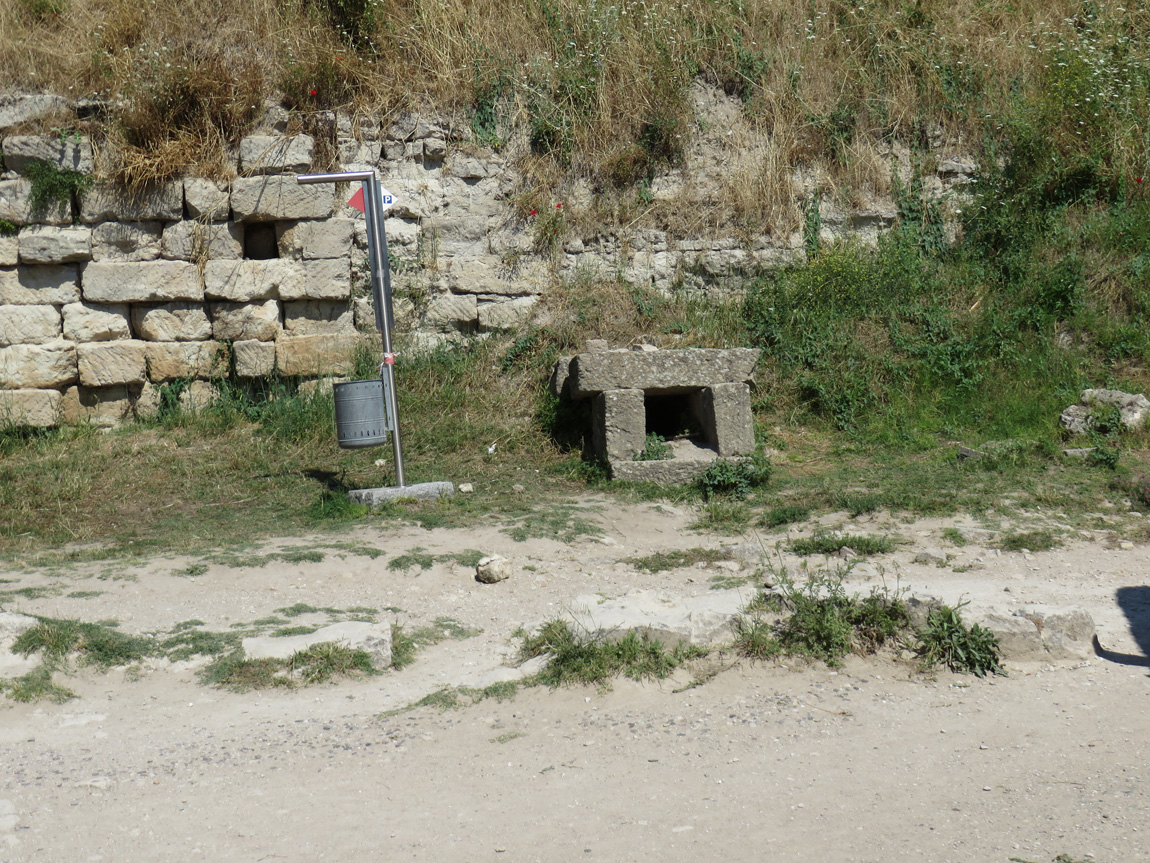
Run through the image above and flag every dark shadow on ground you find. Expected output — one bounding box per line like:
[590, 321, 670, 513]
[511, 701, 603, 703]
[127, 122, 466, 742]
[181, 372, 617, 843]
[1094, 586, 1150, 669]
[302, 469, 351, 494]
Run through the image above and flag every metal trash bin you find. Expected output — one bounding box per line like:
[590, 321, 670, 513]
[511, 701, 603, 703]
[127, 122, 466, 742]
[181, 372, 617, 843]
[333, 379, 389, 449]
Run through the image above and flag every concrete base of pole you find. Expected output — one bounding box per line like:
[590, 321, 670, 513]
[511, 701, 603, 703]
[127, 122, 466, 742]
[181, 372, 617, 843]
[349, 482, 455, 507]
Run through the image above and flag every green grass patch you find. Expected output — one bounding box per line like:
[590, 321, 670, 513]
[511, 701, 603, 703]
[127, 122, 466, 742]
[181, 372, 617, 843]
[998, 530, 1060, 552]
[625, 547, 733, 573]
[199, 642, 378, 691]
[789, 532, 897, 557]
[13, 617, 155, 668]
[517, 619, 704, 688]
[916, 604, 1004, 677]
[0, 665, 77, 703]
[761, 505, 810, 528]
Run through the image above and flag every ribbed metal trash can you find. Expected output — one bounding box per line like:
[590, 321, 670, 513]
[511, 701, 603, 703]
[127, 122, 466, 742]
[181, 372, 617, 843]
[333, 379, 389, 449]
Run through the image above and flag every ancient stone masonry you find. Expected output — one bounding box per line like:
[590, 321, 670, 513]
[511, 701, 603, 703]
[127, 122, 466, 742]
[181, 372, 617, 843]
[551, 343, 760, 482]
[0, 87, 980, 428]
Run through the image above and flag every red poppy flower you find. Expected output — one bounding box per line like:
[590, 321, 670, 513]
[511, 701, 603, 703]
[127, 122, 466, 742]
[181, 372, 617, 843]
[529, 209, 537, 216]
[309, 89, 318, 96]
[556, 203, 562, 209]
[1137, 177, 1144, 184]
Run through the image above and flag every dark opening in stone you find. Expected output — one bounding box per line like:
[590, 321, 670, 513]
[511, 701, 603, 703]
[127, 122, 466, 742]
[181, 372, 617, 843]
[644, 392, 706, 444]
[243, 223, 278, 259]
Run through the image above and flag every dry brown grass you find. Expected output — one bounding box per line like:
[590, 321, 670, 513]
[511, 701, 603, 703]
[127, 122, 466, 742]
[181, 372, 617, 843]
[1, 0, 1141, 198]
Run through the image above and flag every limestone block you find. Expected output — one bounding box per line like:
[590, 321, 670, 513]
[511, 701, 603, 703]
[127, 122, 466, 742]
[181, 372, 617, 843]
[283, 300, 356, 335]
[275, 333, 359, 376]
[447, 154, 495, 179]
[184, 178, 231, 221]
[385, 217, 421, 247]
[0, 177, 71, 225]
[233, 338, 276, 378]
[475, 555, 511, 583]
[239, 134, 314, 174]
[0, 388, 61, 427]
[204, 259, 295, 301]
[276, 219, 354, 260]
[60, 385, 133, 428]
[18, 225, 91, 264]
[161, 220, 242, 261]
[91, 221, 162, 261]
[81, 261, 203, 303]
[0, 235, 16, 266]
[0, 339, 77, 389]
[1081, 388, 1150, 430]
[440, 258, 535, 296]
[131, 303, 213, 342]
[276, 258, 351, 301]
[210, 300, 281, 341]
[180, 380, 217, 411]
[134, 381, 161, 419]
[77, 340, 148, 386]
[231, 176, 334, 221]
[61, 302, 130, 342]
[0, 305, 61, 346]
[0, 94, 67, 131]
[424, 293, 477, 332]
[562, 589, 741, 648]
[699, 382, 756, 457]
[478, 296, 537, 332]
[80, 181, 183, 223]
[145, 341, 227, 382]
[2, 134, 94, 174]
[0, 264, 80, 305]
[569, 348, 760, 399]
[592, 388, 646, 462]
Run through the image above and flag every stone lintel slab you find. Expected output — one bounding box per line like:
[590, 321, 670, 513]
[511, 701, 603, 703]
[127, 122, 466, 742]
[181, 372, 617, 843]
[609, 457, 747, 485]
[349, 482, 455, 507]
[592, 388, 645, 463]
[569, 348, 759, 399]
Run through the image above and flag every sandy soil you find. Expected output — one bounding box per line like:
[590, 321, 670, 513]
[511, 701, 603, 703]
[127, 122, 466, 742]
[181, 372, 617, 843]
[1, 498, 1148, 863]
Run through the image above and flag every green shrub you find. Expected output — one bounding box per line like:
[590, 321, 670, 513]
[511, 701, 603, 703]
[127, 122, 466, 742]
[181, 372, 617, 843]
[24, 159, 91, 220]
[635, 433, 671, 461]
[916, 604, 1004, 677]
[697, 456, 771, 499]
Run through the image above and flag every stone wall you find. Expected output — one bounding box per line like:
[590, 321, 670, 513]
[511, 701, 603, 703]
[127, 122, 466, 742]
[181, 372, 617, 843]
[0, 89, 979, 428]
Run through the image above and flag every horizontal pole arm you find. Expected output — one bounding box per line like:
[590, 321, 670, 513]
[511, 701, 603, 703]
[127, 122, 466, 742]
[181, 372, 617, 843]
[297, 171, 376, 184]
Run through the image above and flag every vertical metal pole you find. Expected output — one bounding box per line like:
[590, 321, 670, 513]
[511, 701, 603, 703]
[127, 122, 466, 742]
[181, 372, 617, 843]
[362, 178, 406, 487]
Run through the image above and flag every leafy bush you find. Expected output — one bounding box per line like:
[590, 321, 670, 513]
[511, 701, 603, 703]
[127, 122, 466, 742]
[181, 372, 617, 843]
[635, 433, 671, 461]
[916, 604, 1004, 677]
[697, 456, 771, 499]
[789, 532, 896, 557]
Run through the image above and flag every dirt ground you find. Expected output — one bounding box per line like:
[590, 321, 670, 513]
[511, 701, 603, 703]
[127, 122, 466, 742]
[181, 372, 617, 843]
[1, 498, 1148, 863]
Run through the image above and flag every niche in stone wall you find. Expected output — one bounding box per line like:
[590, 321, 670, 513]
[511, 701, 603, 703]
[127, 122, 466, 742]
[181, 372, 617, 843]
[243, 223, 278, 259]
[644, 391, 709, 449]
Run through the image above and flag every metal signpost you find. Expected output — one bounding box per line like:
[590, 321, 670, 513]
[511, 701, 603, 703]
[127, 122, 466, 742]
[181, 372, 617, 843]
[297, 170, 453, 504]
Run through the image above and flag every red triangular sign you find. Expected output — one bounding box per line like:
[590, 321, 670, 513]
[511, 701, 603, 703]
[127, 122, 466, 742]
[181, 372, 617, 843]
[347, 187, 366, 213]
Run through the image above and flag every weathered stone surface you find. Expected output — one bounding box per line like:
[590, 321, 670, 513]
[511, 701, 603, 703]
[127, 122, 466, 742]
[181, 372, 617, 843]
[1081, 388, 1150, 430]
[1059, 404, 1091, 435]
[0, 388, 61, 427]
[0, 235, 16, 267]
[276, 333, 359, 376]
[242, 621, 392, 669]
[233, 339, 276, 377]
[179, 380, 217, 412]
[0, 305, 61, 346]
[239, 135, 314, 175]
[475, 555, 511, 583]
[0, 340, 77, 389]
[131, 303, 212, 342]
[2, 134, 94, 174]
[593, 388, 645, 462]
[60, 384, 133, 428]
[145, 341, 227, 382]
[283, 301, 356, 335]
[699, 382, 755, 456]
[277, 258, 351, 301]
[0, 264, 79, 305]
[161, 221, 242, 261]
[18, 225, 91, 264]
[204, 259, 294, 301]
[81, 261, 203, 303]
[569, 348, 760, 398]
[231, 176, 334, 221]
[562, 589, 741, 648]
[80, 181, 183, 223]
[0, 94, 67, 130]
[424, 293, 477, 332]
[91, 221, 162, 261]
[77, 340, 147, 386]
[184, 178, 231, 221]
[610, 457, 731, 484]
[276, 218, 354, 259]
[478, 296, 537, 331]
[349, 482, 456, 506]
[61, 302, 130, 342]
[0, 178, 71, 225]
[210, 300, 282, 341]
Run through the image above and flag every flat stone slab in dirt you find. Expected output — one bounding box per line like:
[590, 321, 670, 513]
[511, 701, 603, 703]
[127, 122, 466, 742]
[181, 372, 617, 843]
[242, 621, 393, 668]
[349, 481, 455, 506]
[561, 589, 745, 647]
